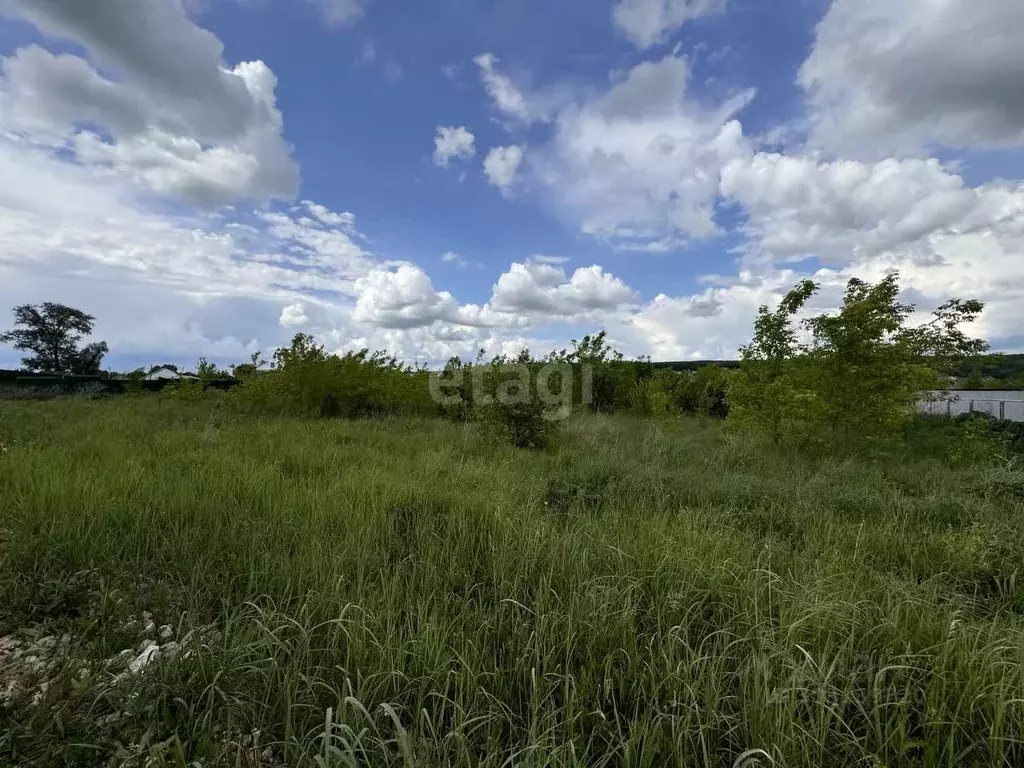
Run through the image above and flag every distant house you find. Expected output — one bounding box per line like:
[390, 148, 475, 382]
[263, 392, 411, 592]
[143, 366, 198, 381]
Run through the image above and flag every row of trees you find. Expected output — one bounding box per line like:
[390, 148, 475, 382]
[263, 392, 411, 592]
[2, 272, 990, 447]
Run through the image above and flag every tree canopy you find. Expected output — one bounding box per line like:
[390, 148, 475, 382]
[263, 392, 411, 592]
[729, 273, 988, 441]
[0, 302, 108, 374]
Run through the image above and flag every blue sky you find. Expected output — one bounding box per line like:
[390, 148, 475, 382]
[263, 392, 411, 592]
[1, 0, 1023, 371]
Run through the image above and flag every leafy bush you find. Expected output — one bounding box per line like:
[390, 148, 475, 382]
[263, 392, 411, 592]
[122, 369, 147, 395]
[433, 356, 474, 421]
[476, 363, 559, 449]
[159, 379, 208, 404]
[730, 273, 987, 443]
[229, 333, 435, 419]
[952, 412, 1024, 460]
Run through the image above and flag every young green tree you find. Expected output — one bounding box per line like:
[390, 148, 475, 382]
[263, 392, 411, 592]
[728, 280, 817, 440]
[803, 275, 921, 437]
[0, 303, 108, 374]
[230, 351, 268, 380]
[196, 357, 226, 382]
[730, 273, 988, 442]
[565, 331, 630, 413]
[804, 275, 987, 438]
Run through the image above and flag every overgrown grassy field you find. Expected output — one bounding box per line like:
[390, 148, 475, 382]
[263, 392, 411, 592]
[1, 397, 1023, 767]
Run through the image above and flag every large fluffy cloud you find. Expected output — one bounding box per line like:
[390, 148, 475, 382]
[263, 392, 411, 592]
[536, 55, 751, 249]
[0, 0, 259, 136]
[720, 153, 1024, 262]
[801, 0, 1024, 156]
[489, 262, 636, 316]
[714, 148, 1024, 351]
[0, 1, 299, 205]
[351, 259, 637, 332]
[353, 265, 463, 329]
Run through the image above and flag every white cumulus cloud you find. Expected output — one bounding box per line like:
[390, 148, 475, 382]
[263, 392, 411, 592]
[433, 125, 476, 167]
[720, 152, 1024, 262]
[0, 1, 299, 206]
[280, 302, 310, 328]
[489, 261, 636, 316]
[484, 145, 524, 193]
[535, 55, 752, 249]
[800, 0, 1024, 157]
[353, 265, 462, 329]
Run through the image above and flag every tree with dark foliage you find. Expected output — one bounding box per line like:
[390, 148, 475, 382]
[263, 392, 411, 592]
[0, 303, 109, 374]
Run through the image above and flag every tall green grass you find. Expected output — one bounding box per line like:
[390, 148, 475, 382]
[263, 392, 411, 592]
[1, 397, 1023, 766]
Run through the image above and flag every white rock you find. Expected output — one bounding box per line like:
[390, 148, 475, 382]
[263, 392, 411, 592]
[1, 680, 20, 707]
[109, 648, 134, 667]
[161, 641, 180, 658]
[32, 636, 57, 652]
[128, 642, 161, 674]
[30, 680, 49, 706]
[158, 625, 174, 642]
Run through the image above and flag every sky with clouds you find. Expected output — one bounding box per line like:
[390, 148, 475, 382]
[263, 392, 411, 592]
[1, 0, 1023, 371]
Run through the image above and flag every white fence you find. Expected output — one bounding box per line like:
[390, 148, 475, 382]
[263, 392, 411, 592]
[919, 391, 1024, 422]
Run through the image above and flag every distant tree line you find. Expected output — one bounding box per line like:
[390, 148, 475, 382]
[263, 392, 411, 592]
[953, 355, 1024, 390]
[1, 272, 994, 448]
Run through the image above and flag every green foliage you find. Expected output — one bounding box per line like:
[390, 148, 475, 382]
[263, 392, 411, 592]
[730, 272, 988, 442]
[628, 366, 731, 420]
[229, 333, 434, 419]
[947, 413, 1003, 467]
[0, 302, 108, 374]
[691, 364, 731, 420]
[229, 351, 267, 380]
[951, 354, 1024, 389]
[963, 367, 986, 390]
[159, 378, 208, 404]
[195, 357, 227, 383]
[626, 375, 673, 416]
[803, 275, 937, 438]
[475, 361, 560, 449]
[434, 356, 474, 421]
[122, 368, 147, 395]
[729, 280, 817, 440]
[951, 412, 1024, 458]
[547, 331, 638, 414]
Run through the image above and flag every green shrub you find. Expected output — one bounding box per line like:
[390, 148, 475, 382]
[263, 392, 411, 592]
[730, 273, 986, 443]
[434, 356, 473, 421]
[228, 333, 435, 419]
[159, 378, 207, 403]
[627, 375, 674, 417]
[476, 363, 559, 449]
